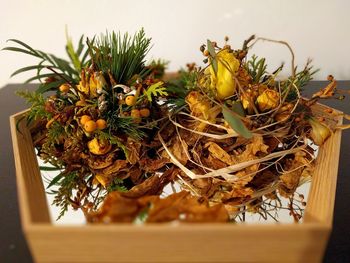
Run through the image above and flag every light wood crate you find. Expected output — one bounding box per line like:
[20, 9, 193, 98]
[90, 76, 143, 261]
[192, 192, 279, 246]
[10, 103, 342, 263]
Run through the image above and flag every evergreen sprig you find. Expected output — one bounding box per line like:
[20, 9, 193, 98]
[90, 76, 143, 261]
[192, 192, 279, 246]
[52, 171, 79, 220]
[88, 28, 151, 84]
[245, 55, 267, 84]
[107, 177, 128, 193]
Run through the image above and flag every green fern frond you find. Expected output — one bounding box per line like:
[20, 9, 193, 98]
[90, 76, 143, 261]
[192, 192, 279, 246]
[144, 81, 168, 101]
[16, 90, 52, 122]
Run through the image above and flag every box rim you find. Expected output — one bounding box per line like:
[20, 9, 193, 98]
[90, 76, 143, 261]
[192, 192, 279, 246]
[10, 104, 342, 231]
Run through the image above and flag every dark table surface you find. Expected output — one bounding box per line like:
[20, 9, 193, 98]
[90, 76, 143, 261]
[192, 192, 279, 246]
[1, 82, 350, 263]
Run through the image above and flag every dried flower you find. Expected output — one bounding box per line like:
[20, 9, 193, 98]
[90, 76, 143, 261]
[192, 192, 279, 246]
[95, 71, 107, 94]
[186, 91, 211, 119]
[256, 88, 280, 112]
[308, 117, 332, 146]
[241, 88, 258, 114]
[88, 138, 112, 155]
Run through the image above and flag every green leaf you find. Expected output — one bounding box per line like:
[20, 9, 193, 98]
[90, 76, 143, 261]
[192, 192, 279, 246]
[65, 29, 82, 72]
[10, 65, 55, 77]
[144, 81, 168, 101]
[6, 39, 39, 55]
[231, 101, 246, 117]
[222, 104, 252, 139]
[75, 35, 85, 57]
[40, 166, 62, 171]
[24, 73, 56, 83]
[2, 47, 37, 56]
[46, 173, 64, 189]
[207, 39, 218, 74]
[36, 79, 65, 94]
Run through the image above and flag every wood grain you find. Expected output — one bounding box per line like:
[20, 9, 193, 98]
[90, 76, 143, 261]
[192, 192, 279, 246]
[304, 104, 343, 225]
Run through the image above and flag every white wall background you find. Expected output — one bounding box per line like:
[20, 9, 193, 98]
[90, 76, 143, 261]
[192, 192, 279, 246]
[1, 0, 350, 88]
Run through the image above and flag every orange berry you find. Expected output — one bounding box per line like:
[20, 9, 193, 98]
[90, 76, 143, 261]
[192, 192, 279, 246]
[139, 108, 150, 117]
[131, 109, 141, 118]
[84, 120, 97, 132]
[76, 100, 86, 107]
[203, 50, 209, 56]
[125, 95, 136, 106]
[59, 83, 71, 93]
[80, 115, 92, 125]
[96, 119, 107, 130]
[130, 109, 141, 123]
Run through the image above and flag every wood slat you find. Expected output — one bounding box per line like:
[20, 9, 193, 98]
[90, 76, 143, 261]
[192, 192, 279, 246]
[26, 223, 329, 263]
[10, 110, 50, 228]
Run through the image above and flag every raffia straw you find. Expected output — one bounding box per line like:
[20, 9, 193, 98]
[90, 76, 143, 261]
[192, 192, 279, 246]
[175, 124, 214, 173]
[178, 112, 233, 133]
[176, 174, 200, 196]
[195, 146, 306, 179]
[230, 138, 313, 183]
[159, 129, 307, 181]
[168, 114, 241, 139]
[174, 124, 240, 181]
[248, 37, 296, 78]
[158, 131, 198, 179]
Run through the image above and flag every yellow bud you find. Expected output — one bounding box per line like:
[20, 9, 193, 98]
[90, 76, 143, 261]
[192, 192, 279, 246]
[87, 138, 112, 155]
[209, 49, 240, 100]
[256, 88, 280, 112]
[308, 118, 332, 146]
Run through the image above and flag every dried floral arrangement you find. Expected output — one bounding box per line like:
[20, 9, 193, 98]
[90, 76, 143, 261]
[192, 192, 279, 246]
[6, 29, 349, 223]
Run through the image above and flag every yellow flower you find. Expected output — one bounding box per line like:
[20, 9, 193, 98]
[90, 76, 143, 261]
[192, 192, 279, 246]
[240, 88, 258, 114]
[256, 88, 280, 112]
[308, 118, 332, 146]
[209, 49, 240, 100]
[87, 138, 112, 155]
[77, 70, 106, 98]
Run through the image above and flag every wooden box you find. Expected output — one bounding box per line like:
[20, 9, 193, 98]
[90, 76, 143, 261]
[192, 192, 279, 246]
[10, 104, 342, 263]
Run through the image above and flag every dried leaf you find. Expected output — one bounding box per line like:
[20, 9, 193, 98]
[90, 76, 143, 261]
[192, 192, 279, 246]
[101, 160, 128, 176]
[126, 138, 141, 164]
[139, 157, 169, 172]
[202, 154, 228, 170]
[312, 77, 337, 98]
[147, 191, 228, 223]
[121, 175, 161, 199]
[165, 137, 189, 165]
[86, 192, 147, 223]
[205, 141, 235, 165]
[122, 167, 178, 199]
[88, 152, 115, 169]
